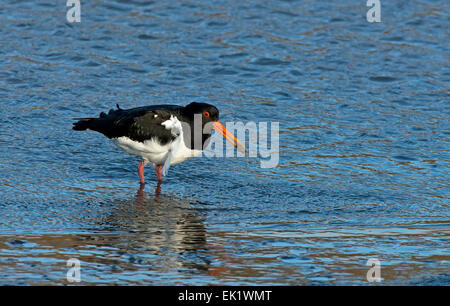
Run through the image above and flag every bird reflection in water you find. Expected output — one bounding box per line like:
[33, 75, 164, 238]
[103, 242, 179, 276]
[1, 185, 230, 283]
[137, 181, 161, 199]
[130, 183, 228, 278]
[90, 187, 229, 279]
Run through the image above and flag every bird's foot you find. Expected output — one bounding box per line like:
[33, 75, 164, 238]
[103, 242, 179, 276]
[138, 160, 146, 184]
[155, 181, 161, 196]
[137, 182, 146, 198]
[156, 165, 163, 183]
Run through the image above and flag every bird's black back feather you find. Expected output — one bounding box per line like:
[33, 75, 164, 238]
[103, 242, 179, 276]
[73, 105, 182, 144]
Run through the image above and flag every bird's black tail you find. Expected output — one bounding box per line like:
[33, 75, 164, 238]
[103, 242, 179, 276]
[73, 104, 122, 132]
[72, 117, 96, 131]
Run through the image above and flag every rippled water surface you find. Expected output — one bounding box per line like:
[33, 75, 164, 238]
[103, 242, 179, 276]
[0, 1, 449, 285]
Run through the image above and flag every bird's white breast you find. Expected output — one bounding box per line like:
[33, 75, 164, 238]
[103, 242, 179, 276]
[112, 115, 202, 168]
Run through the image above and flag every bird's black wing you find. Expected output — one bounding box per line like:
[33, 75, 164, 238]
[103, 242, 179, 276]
[73, 104, 183, 144]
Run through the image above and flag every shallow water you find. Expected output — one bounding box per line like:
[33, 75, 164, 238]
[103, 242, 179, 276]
[0, 0, 449, 285]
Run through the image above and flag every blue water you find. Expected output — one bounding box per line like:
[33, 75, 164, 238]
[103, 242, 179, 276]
[0, 0, 449, 285]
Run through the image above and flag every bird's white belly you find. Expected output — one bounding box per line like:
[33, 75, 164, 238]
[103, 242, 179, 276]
[112, 136, 201, 167]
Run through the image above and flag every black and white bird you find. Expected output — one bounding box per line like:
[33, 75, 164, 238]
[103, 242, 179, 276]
[73, 102, 246, 185]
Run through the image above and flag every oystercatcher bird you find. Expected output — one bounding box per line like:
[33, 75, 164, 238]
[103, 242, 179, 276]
[73, 102, 246, 185]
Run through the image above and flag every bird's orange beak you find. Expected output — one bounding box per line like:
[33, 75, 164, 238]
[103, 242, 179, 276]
[213, 121, 247, 154]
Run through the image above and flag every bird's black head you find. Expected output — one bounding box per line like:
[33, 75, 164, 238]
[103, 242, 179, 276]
[182, 102, 219, 126]
[181, 102, 246, 153]
[181, 102, 219, 150]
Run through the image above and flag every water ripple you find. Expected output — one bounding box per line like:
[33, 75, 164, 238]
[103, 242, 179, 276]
[0, 0, 448, 285]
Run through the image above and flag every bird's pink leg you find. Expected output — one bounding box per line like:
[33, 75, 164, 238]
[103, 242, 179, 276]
[138, 160, 146, 184]
[155, 165, 163, 183]
[155, 181, 161, 196]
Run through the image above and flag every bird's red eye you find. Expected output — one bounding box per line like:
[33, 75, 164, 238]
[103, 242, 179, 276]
[203, 111, 210, 117]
